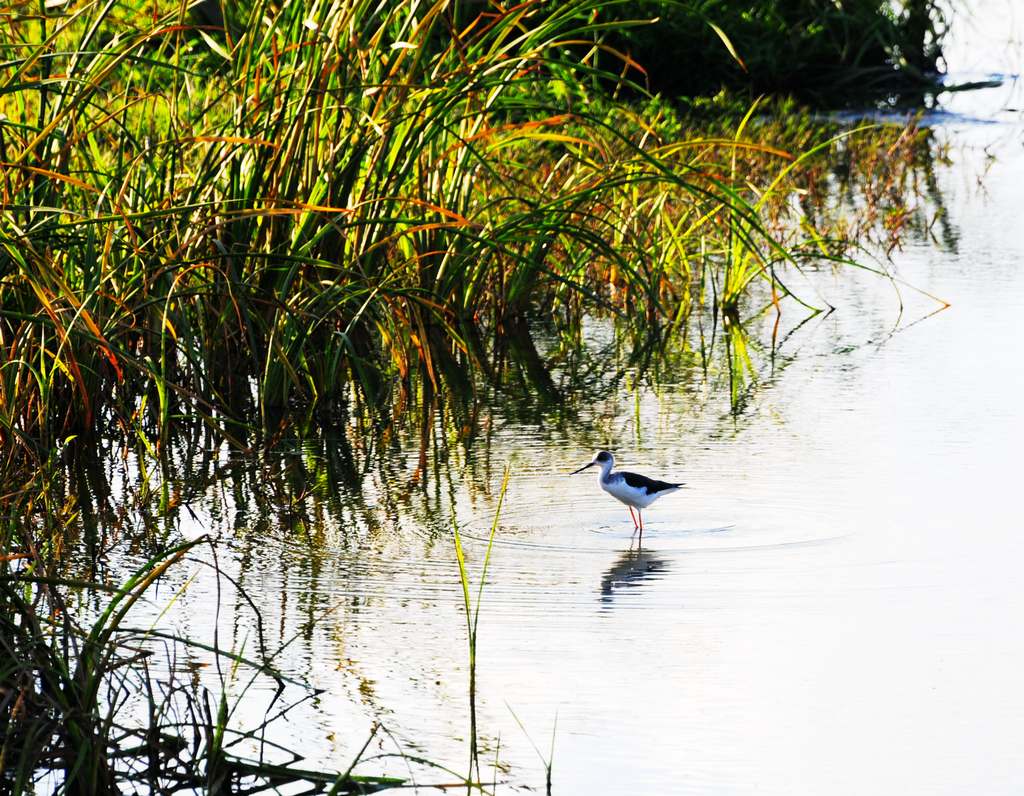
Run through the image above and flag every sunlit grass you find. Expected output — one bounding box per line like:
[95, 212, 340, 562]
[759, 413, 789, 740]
[0, 0, 936, 480]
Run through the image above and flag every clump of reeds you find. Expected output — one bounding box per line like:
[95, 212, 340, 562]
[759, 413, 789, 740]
[0, 0, 937, 482]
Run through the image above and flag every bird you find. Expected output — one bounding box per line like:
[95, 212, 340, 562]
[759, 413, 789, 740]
[570, 450, 683, 543]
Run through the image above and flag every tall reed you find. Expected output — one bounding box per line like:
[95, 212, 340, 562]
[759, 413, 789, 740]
[453, 463, 510, 785]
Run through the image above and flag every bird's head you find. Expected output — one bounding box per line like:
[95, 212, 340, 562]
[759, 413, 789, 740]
[570, 450, 614, 475]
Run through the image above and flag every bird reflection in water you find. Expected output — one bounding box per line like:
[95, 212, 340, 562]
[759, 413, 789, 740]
[599, 546, 668, 608]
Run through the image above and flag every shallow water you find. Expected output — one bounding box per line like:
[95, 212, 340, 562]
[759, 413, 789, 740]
[64, 11, 1024, 795]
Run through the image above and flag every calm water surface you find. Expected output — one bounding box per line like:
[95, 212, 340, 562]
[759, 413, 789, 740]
[93, 15, 1024, 795]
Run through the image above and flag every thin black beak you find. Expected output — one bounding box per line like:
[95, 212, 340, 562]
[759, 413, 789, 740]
[570, 462, 595, 475]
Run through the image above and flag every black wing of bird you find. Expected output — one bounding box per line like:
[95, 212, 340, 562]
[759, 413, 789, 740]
[621, 471, 684, 495]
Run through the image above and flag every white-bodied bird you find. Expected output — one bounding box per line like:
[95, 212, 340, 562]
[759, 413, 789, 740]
[570, 450, 683, 542]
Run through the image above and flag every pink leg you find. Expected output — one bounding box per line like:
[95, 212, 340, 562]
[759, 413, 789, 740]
[628, 505, 639, 529]
[638, 511, 644, 545]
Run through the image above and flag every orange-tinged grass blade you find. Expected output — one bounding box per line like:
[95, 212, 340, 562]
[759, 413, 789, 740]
[27, 261, 125, 383]
[0, 163, 102, 195]
[655, 139, 794, 160]
[708, 20, 748, 73]
[550, 40, 649, 77]
[187, 135, 280, 148]
[24, 285, 93, 427]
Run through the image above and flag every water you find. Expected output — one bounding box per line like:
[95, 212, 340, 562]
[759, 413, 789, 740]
[56, 10, 1024, 794]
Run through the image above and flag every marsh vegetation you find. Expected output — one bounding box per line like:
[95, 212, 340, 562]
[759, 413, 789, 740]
[1, 0, 957, 791]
